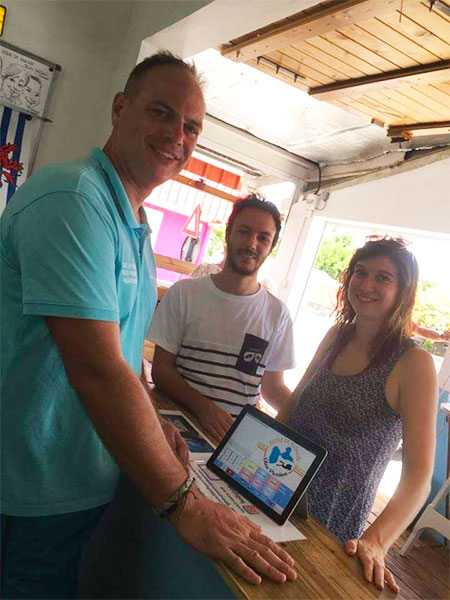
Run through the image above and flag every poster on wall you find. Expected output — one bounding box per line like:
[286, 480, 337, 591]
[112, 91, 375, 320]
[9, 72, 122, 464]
[0, 41, 60, 214]
[0, 43, 56, 118]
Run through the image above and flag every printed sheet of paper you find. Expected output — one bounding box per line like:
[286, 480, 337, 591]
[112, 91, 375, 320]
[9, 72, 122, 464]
[160, 410, 215, 459]
[160, 410, 305, 542]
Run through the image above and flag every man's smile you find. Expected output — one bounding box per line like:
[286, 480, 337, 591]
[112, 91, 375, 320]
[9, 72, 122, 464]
[150, 144, 182, 163]
[238, 250, 257, 260]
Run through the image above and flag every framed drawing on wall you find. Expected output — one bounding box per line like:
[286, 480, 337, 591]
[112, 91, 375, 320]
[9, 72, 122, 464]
[0, 40, 60, 118]
[0, 41, 60, 212]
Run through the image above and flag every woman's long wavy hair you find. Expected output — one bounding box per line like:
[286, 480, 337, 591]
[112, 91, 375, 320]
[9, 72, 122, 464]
[330, 238, 419, 367]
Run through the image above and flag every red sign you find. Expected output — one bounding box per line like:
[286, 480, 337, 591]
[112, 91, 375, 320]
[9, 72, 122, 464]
[0, 143, 23, 188]
[182, 204, 201, 239]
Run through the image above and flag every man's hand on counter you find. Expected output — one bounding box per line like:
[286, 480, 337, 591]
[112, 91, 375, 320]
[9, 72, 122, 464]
[169, 487, 297, 585]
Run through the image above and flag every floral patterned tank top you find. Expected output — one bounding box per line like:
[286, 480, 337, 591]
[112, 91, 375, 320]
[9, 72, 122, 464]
[287, 336, 415, 542]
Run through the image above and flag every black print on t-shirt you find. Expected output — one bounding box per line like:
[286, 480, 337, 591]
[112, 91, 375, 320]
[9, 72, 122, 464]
[235, 334, 269, 375]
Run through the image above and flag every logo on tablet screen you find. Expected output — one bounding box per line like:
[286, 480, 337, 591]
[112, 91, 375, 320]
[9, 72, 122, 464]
[263, 439, 300, 478]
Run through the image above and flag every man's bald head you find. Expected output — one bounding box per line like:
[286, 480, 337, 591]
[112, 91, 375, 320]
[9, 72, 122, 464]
[124, 51, 203, 101]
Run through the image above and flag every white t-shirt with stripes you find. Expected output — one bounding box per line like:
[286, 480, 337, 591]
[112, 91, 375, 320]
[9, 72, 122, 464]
[148, 276, 296, 417]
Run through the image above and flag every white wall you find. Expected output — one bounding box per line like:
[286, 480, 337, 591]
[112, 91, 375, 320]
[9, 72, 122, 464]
[3, 0, 213, 170]
[322, 158, 450, 235]
[3, 0, 133, 169]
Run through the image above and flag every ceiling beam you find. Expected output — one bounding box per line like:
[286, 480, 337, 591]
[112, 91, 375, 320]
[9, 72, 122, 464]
[309, 61, 450, 101]
[430, 0, 450, 17]
[304, 147, 450, 193]
[174, 173, 238, 203]
[387, 121, 450, 139]
[221, 0, 416, 63]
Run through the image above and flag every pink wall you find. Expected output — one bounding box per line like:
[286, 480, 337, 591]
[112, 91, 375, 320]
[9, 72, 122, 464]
[145, 202, 211, 284]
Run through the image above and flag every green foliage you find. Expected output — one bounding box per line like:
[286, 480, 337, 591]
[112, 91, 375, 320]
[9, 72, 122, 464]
[422, 339, 434, 352]
[313, 230, 357, 281]
[413, 279, 450, 332]
[205, 224, 226, 262]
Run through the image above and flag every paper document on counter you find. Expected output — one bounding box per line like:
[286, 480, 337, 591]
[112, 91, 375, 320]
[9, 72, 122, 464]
[160, 410, 304, 542]
[159, 410, 216, 459]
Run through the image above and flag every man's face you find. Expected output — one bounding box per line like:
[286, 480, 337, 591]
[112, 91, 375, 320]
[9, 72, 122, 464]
[23, 79, 41, 108]
[110, 65, 205, 191]
[225, 207, 277, 277]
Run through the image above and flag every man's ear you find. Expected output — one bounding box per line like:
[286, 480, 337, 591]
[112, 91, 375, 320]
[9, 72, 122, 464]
[225, 224, 230, 245]
[111, 92, 126, 127]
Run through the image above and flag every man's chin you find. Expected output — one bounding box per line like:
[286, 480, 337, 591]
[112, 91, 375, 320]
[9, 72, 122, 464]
[151, 165, 181, 187]
[230, 264, 257, 276]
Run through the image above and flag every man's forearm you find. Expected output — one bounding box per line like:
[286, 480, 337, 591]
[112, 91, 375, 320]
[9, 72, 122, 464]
[277, 391, 297, 423]
[140, 362, 164, 425]
[152, 361, 210, 417]
[263, 384, 292, 412]
[70, 359, 187, 506]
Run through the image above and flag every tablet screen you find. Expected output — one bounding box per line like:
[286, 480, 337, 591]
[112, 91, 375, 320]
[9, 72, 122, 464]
[207, 405, 327, 525]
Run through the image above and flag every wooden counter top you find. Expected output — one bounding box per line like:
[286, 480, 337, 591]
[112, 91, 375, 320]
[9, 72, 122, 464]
[214, 517, 394, 599]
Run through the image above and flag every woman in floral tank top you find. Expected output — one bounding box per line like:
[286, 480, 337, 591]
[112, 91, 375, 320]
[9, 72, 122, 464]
[279, 238, 437, 594]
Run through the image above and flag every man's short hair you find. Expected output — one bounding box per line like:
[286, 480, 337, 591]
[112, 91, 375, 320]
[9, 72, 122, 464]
[226, 193, 282, 248]
[124, 51, 201, 99]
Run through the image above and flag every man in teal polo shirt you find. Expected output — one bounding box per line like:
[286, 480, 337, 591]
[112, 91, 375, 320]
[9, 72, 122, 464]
[0, 52, 296, 598]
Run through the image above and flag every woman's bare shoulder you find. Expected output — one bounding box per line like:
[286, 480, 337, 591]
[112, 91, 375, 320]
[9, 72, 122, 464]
[309, 325, 340, 365]
[400, 345, 435, 371]
[323, 323, 340, 345]
[396, 345, 437, 396]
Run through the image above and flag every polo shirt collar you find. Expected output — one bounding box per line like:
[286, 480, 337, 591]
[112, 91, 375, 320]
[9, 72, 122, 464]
[91, 147, 145, 231]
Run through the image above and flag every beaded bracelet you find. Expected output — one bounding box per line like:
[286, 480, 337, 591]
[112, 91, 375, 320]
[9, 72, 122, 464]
[153, 473, 196, 519]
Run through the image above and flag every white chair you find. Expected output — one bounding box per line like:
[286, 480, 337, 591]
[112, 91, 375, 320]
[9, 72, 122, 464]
[401, 402, 450, 555]
[400, 477, 450, 555]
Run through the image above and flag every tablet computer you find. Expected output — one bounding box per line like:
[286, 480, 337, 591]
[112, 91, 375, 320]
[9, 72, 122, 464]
[206, 405, 327, 526]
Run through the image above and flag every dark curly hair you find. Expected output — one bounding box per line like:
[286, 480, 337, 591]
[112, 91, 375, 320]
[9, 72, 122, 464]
[226, 193, 282, 249]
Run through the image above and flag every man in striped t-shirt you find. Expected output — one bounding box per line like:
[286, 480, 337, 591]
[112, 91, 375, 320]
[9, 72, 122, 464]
[149, 195, 295, 440]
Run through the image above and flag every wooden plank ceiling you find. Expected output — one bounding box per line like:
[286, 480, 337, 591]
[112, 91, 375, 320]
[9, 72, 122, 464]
[221, 0, 450, 140]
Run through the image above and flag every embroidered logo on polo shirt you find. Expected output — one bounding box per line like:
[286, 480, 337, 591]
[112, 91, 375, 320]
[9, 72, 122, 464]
[122, 262, 137, 284]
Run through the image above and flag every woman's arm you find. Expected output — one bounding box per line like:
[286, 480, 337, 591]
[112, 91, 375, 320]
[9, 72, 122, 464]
[346, 347, 438, 592]
[277, 325, 338, 423]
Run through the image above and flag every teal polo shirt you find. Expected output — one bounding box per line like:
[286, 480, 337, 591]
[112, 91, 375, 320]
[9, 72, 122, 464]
[0, 148, 157, 516]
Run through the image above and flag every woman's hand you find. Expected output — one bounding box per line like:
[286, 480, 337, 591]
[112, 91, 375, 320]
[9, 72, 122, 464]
[345, 535, 399, 593]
